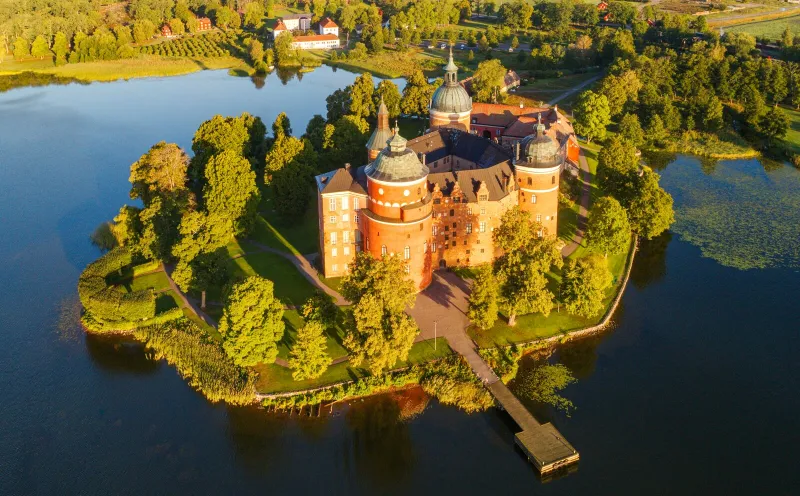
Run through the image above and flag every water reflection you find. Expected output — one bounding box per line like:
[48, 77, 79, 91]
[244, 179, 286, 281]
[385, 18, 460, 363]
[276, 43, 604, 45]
[250, 75, 265, 89]
[225, 405, 289, 475]
[630, 232, 672, 289]
[641, 150, 676, 171]
[344, 393, 415, 486]
[84, 334, 161, 375]
[557, 334, 605, 380]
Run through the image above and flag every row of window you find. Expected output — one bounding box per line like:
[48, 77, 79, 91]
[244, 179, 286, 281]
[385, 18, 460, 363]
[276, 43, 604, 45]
[328, 197, 360, 212]
[434, 207, 487, 218]
[329, 230, 362, 244]
[329, 213, 359, 224]
[432, 222, 485, 236]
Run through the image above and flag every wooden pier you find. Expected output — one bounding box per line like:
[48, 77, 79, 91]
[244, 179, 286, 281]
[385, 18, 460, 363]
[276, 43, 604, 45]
[488, 381, 579, 475]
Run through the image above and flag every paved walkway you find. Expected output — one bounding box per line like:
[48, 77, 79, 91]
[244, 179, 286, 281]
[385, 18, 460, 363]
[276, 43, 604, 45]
[561, 148, 591, 257]
[547, 74, 602, 106]
[163, 263, 219, 327]
[408, 272, 499, 384]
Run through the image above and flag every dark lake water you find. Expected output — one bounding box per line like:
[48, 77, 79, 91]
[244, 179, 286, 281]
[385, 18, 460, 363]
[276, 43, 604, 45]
[1, 68, 799, 495]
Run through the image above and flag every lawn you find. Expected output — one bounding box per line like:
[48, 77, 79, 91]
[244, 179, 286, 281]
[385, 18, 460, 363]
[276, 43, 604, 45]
[256, 337, 452, 393]
[228, 252, 318, 307]
[558, 200, 580, 245]
[0, 54, 246, 82]
[724, 14, 800, 40]
[324, 48, 440, 78]
[276, 309, 350, 361]
[780, 106, 800, 156]
[252, 188, 319, 256]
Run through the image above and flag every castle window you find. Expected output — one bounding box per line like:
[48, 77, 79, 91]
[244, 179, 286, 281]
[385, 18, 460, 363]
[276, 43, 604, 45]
[532, 195, 537, 204]
[479, 222, 486, 233]
[329, 198, 336, 212]
[332, 264, 338, 272]
[479, 194, 488, 201]
[344, 246, 350, 256]
[463, 241, 467, 246]
[417, 188, 422, 195]
[354, 198, 360, 210]
[536, 214, 542, 222]
[433, 226, 438, 235]
[552, 175, 555, 185]
[381, 245, 387, 256]
[404, 246, 410, 260]
[355, 231, 362, 242]
[343, 231, 350, 243]
[330, 232, 337, 244]
[449, 209, 454, 216]
[452, 222, 457, 228]
[329, 216, 336, 224]
[342, 213, 349, 222]
[527, 177, 532, 186]
[331, 247, 338, 257]
[452, 241, 456, 247]
[445, 226, 449, 232]
[419, 224, 423, 231]
[466, 223, 472, 234]
[480, 207, 486, 215]
[405, 265, 410, 274]
[466, 250, 470, 255]
[467, 207, 473, 215]
[434, 198, 441, 205]
[481, 249, 485, 253]
[454, 197, 460, 203]
[445, 235, 449, 241]
[341, 197, 348, 210]
[354, 214, 359, 224]
[432, 243, 437, 253]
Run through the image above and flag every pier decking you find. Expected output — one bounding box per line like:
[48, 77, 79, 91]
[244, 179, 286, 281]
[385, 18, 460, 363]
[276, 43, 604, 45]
[488, 381, 579, 475]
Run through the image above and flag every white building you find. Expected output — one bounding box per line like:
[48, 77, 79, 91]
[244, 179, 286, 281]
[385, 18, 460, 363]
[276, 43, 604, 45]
[282, 13, 312, 31]
[291, 34, 340, 50]
[318, 17, 339, 37]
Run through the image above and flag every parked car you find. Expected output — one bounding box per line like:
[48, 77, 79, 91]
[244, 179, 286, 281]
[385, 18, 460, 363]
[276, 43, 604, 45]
[439, 43, 447, 49]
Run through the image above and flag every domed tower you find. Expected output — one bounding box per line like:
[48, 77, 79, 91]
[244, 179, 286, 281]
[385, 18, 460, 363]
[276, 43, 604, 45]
[362, 126, 433, 290]
[366, 97, 393, 161]
[429, 48, 472, 131]
[515, 114, 563, 237]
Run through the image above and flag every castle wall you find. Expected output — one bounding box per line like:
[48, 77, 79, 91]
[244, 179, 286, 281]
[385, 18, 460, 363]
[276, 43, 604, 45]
[515, 164, 561, 237]
[362, 211, 433, 290]
[318, 192, 366, 278]
[430, 109, 471, 132]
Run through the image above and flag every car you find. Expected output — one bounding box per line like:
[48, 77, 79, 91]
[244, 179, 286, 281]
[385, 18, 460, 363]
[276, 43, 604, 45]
[508, 47, 514, 52]
[459, 44, 465, 49]
[439, 43, 447, 49]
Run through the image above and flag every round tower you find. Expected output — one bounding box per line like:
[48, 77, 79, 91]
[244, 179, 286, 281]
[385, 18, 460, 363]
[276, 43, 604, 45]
[362, 126, 433, 290]
[515, 114, 563, 237]
[429, 48, 472, 131]
[366, 97, 393, 161]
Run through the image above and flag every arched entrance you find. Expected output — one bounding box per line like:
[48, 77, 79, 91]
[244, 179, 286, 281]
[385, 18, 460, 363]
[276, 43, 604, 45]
[482, 130, 491, 139]
[439, 259, 447, 269]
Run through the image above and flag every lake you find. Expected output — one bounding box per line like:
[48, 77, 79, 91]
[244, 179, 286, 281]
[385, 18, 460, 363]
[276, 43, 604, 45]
[1, 68, 798, 495]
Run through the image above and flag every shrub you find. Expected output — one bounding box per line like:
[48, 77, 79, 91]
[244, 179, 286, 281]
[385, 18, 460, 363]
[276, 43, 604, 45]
[479, 346, 523, 383]
[135, 319, 257, 404]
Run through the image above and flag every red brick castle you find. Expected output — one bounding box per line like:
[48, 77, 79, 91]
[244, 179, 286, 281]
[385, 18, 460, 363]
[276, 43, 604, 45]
[315, 51, 580, 290]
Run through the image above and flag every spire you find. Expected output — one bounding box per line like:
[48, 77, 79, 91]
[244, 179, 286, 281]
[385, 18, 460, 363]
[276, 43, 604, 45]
[536, 112, 546, 134]
[444, 46, 459, 86]
[387, 124, 407, 153]
[377, 96, 389, 130]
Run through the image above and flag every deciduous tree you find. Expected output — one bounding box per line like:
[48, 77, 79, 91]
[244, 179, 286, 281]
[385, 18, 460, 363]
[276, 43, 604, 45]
[472, 59, 507, 103]
[627, 168, 675, 239]
[573, 90, 610, 143]
[219, 276, 285, 366]
[203, 150, 260, 235]
[517, 363, 576, 414]
[586, 196, 631, 256]
[560, 253, 613, 318]
[467, 264, 499, 330]
[289, 320, 332, 380]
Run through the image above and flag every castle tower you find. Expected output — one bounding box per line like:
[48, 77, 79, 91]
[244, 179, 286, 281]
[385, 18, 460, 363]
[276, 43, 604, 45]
[429, 48, 472, 131]
[515, 114, 563, 237]
[366, 97, 393, 161]
[362, 125, 433, 290]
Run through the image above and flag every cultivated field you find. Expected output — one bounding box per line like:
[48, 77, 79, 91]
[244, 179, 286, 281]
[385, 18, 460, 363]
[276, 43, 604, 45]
[725, 14, 800, 40]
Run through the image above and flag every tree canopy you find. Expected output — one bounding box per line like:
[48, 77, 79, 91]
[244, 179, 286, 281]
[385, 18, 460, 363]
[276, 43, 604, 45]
[219, 276, 285, 367]
[560, 253, 613, 318]
[289, 320, 333, 381]
[586, 196, 631, 256]
[467, 264, 499, 330]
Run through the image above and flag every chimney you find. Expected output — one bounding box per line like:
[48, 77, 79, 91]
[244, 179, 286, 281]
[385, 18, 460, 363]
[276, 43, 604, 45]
[514, 141, 520, 163]
[421, 153, 426, 166]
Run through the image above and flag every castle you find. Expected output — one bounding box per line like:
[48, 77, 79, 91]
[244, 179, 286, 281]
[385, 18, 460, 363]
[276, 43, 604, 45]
[315, 51, 580, 290]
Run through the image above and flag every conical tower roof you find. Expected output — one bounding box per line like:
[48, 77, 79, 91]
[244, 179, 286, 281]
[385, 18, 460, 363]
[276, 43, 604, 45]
[519, 113, 563, 169]
[430, 47, 472, 114]
[366, 96, 393, 152]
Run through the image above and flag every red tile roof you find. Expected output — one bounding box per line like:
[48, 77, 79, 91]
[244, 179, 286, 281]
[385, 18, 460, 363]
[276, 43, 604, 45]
[274, 20, 288, 31]
[320, 17, 338, 28]
[293, 34, 339, 42]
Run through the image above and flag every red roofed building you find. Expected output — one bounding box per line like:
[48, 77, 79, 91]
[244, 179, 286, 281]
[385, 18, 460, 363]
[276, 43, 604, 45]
[313, 53, 580, 288]
[597, 1, 609, 11]
[273, 19, 288, 38]
[161, 24, 173, 37]
[197, 17, 212, 31]
[318, 17, 339, 36]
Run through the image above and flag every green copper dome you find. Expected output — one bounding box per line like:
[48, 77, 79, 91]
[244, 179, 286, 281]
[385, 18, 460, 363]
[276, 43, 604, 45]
[365, 127, 429, 182]
[519, 117, 563, 169]
[430, 48, 472, 114]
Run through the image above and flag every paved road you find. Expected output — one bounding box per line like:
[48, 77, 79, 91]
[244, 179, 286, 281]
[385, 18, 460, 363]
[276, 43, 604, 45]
[561, 148, 591, 257]
[408, 272, 499, 384]
[547, 74, 602, 106]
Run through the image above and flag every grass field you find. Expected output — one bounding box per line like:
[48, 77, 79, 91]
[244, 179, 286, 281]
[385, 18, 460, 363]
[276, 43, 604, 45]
[252, 190, 319, 256]
[0, 55, 246, 82]
[228, 251, 317, 307]
[780, 106, 800, 155]
[275, 309, 350, 361]
[255, 337, 452, 393]
[726, 14, 800, 41]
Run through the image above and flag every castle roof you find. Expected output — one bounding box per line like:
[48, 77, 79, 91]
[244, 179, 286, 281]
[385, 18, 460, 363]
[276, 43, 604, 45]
[316, 167, 366, 195]
[274, 20, 287, 32]
[366, 128, 429, 182]
[431, 49, 472, 114]
[518, 115, 564, 169]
